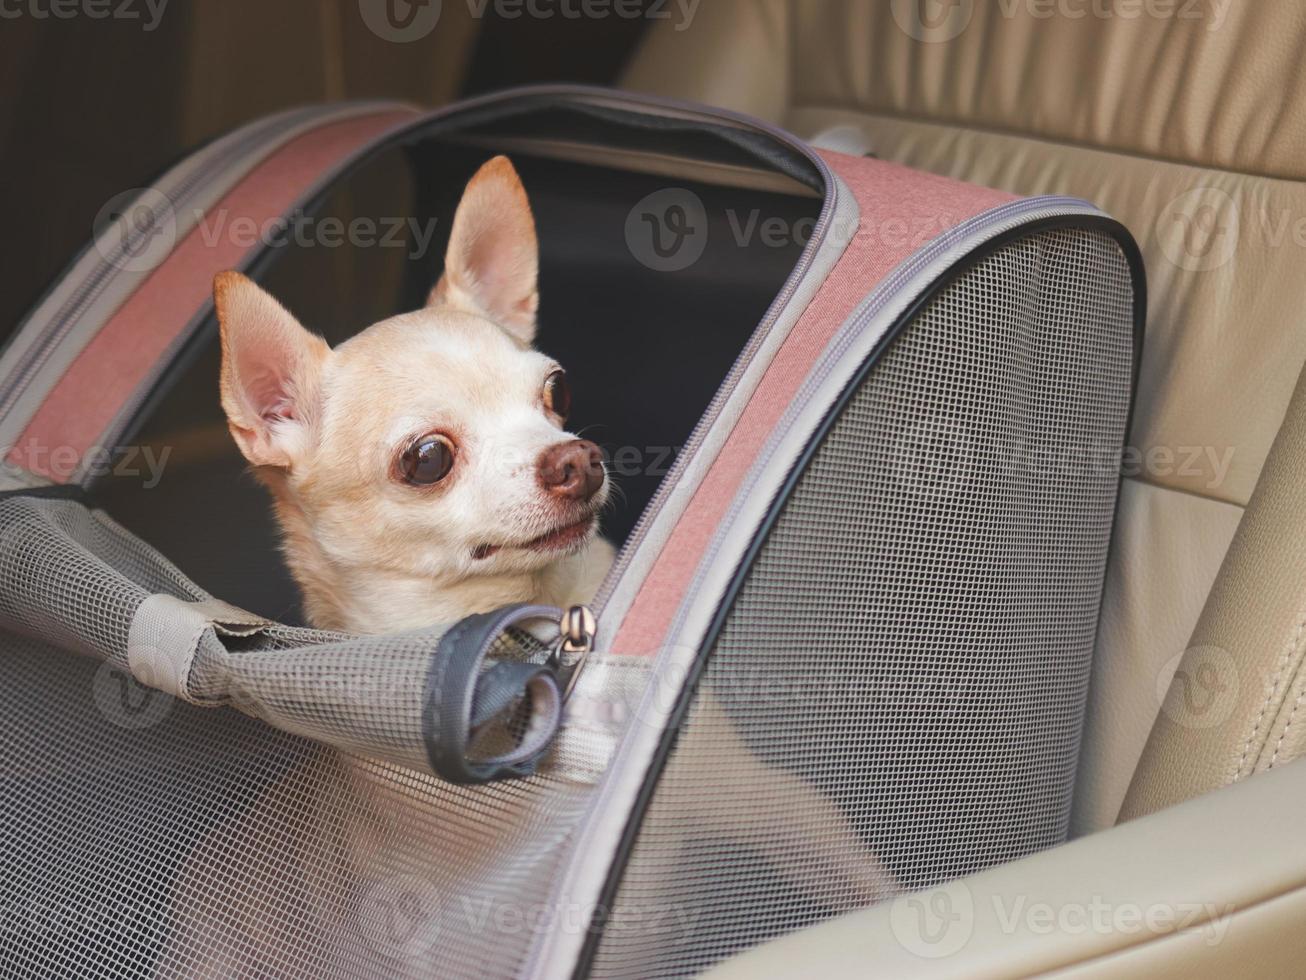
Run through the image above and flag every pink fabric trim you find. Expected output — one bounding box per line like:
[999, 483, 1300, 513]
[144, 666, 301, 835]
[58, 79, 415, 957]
[9, 109, 417, 481]
[612, 151, 1016, 655]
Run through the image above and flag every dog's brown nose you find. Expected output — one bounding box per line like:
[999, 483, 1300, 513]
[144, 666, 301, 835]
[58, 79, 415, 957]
[538, 439, 605, 501]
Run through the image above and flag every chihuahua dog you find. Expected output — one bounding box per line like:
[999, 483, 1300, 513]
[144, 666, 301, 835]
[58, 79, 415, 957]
[166, 157, 892, 978]
[215, 155, 613, 635]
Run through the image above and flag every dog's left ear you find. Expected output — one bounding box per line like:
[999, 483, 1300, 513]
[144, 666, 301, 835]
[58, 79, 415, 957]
[428, 155, 539, 344]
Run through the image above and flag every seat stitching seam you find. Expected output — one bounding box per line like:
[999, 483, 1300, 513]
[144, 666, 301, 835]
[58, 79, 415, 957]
[1270, 673, 1306, 769]
[789, 102, 1306, 184]
[1236, 615, 1306, 779]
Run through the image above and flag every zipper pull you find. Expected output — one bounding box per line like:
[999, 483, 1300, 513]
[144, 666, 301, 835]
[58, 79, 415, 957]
[552, 604, 596, 701]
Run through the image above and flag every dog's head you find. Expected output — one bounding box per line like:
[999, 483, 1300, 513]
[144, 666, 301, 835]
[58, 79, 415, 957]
[215, 156, 608, 594]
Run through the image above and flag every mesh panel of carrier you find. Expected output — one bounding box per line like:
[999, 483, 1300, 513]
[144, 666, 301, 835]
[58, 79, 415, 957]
[0, 639, 597, 978]
[0, 497, 616, 979]
[0, 87, 1143, 980]
[588, 227, 1136, 978]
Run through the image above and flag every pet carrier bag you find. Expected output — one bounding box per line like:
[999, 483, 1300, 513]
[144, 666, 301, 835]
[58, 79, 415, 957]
[0, 86, 1142, 978]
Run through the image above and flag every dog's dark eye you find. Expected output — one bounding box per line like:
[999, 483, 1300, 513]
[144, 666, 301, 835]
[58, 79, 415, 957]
[398, 435, 454, 486]
[544, 369, 571, 421]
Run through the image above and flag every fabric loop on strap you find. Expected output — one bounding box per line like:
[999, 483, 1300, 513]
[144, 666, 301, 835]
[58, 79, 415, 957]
[127, 594, 269, 700]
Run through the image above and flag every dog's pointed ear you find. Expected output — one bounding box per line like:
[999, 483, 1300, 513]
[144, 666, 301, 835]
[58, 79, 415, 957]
[427, 156, 539, 344]
[215, 271, 330, 469]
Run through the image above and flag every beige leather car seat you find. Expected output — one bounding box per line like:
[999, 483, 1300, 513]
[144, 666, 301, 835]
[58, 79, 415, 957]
[622, 2, 1306, 975]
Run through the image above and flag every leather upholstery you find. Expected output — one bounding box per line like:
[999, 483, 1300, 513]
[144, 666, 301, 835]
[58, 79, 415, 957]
[181, 1, 477, 145]
[1079, 479, 1242, 832]
[627, 0, 1306, 178]
[1122, 365, 1306, 819]
[623, 0, 1306, 833]
[699, 761, 1306, 980]
[623, 0, 790, 122]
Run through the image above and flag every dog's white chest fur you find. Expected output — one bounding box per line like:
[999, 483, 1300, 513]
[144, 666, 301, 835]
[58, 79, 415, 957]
[321, 536, 616, 635]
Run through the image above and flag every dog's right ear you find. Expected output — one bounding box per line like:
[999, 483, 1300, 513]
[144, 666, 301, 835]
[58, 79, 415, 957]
[215, 271, 330, 469]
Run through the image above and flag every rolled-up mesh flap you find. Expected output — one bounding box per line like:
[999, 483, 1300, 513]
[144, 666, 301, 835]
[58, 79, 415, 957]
[0, 494, 562, 782]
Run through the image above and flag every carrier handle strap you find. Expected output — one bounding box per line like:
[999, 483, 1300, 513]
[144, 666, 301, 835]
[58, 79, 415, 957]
[422, 603, 564, 785]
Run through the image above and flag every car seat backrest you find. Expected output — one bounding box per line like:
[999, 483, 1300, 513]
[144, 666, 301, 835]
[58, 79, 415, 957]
[622, 0, 1306, 832]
